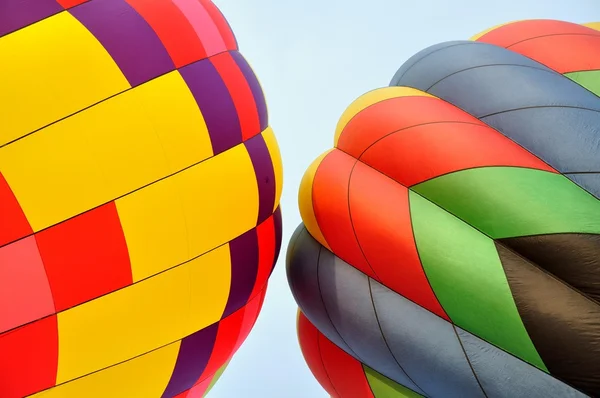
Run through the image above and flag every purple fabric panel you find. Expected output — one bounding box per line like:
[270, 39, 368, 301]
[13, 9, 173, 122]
[245, 133, 276, 225]
[0, 0, 62, 37]
[70, 0, 174, 87]
[160, 323, 219, 398]
[179, 58, 242, 155]
[222, 228, 259, 319]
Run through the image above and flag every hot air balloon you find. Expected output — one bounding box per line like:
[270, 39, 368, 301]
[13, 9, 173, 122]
[287, 19, 600, 398]
[0, 1, 282, 397]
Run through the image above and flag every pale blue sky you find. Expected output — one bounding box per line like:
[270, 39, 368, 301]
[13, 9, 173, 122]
[209, 1, 599, 397]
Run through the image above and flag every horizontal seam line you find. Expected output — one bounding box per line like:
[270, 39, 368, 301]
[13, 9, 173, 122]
[0, 49, 235, 149]
[0, 129, 265, 251]
[23, 285, 269, 397]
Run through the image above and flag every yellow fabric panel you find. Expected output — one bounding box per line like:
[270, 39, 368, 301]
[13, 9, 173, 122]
[469, 20, 522, 41]
[333, 87, 433, 146]
[31, 342, 180, 398]
[116, 177, 190, 282]
[262, 126, 284, 211]
[298, 150, 332, 251]
[584, 22, 600, 31]
[136, 71, 214, 173]
[0, 118, 107, 231]
[177, 143, 259, 259]
[0, 71, 211, 233]
[0, 12, 130, 147]
[55, 245, 231, 384]
[470, 21, 599, 41]
[117, 143, 258, 282]
[295, 308, 302, 337]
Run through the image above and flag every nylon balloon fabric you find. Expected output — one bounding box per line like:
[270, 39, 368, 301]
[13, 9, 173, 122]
[287, 19, 600, 398]
[0, 1, 283, 397]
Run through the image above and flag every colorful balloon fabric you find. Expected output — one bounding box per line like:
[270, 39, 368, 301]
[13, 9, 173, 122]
[0, 1, 282, 397]
[287, 19, 600, 398]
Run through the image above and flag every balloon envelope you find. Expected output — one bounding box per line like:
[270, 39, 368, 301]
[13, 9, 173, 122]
[288, 19, 600, 398]
[0, 1, 282, 397]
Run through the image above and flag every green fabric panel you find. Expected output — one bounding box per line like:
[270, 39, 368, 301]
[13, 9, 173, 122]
[408, 191, 546, 370]
[565, 70, 600, 96]
[363, 365, 424, 398]
[412, 167, 600, 239]
[203, 360, 230, 397]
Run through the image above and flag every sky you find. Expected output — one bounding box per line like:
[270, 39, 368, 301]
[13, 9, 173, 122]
[208, 1, 600, 397]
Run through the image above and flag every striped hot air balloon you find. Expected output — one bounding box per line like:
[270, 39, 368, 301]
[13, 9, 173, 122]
[287, 19, 600, 398]
[0, 1, 282, 397]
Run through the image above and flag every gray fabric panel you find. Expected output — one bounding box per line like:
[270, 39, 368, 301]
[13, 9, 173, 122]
[318, 254, 425, 394]
[390, 41, 552, 93]
[427, 65, 600, 118]
[389, 40, 600, 197]
[285, 225, 354, 355]
[287, 225, 592, 397]
[566, 173, 600, 199]
[457, 328, 589, 398]
[390, 41, 474, 86]
[483, 107, 600, 181]
[370, 279, 485, 398]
